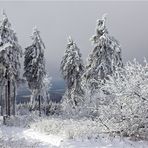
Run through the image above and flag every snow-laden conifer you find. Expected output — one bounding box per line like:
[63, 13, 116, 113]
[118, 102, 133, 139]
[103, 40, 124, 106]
[24, 27, 47, 115]
[84, 14, 123, 90]
[0, 10, 22, 116]
[61, 37, 84, 108]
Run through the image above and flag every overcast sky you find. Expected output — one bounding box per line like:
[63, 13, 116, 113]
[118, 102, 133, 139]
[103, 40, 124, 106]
[0, 1, 148, 81]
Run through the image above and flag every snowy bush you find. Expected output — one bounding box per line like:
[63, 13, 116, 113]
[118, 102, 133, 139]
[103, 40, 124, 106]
[30, 117, 106, 139]
[3, 113, 39, 128]
[16, 103, 32, 116]
[96, 59, 148, 140]
[16, 99, 61, 117]
[44, 101, 62, 116]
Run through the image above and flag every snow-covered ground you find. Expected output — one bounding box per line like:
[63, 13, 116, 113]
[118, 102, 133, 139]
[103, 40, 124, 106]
[0, 125, 61, 147]
[0, 124, 148, 148]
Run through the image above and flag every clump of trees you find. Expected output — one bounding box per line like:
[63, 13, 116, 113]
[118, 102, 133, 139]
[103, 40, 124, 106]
[0, 11, 22, 118]
[60, 15, 148, 140]
[61, 14, 123, 112]
[0, 12, 51, 120]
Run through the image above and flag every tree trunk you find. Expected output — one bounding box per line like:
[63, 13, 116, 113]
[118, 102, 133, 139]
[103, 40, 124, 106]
[12, 81, 16, 116]
[5, 83, 8, 116]
[38, 95, 41, 116]
[7, 80, 11, 116]
[45, 92, 49, 115]
[0, 86, 3, 116]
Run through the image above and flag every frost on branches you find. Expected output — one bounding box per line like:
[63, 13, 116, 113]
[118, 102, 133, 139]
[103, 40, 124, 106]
[84, 14, 123, 91]
[24, 27, 48, 115]
[0, 11, 22, 116]
[61, 37, 84, 113]
[95, 59, 148, 140]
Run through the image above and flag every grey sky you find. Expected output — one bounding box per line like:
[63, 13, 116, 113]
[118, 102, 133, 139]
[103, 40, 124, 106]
[0, 1, 148, 80]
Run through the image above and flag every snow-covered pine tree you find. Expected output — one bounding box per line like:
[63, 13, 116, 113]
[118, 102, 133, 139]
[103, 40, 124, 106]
[84, 14, 123, 90]
[61, 37, 84, 108]
[24, 27, 46, 116]
[0, 10, 22, 116]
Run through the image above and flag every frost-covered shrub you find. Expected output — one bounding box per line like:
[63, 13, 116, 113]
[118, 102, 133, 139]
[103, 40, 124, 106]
[16, 103, 32, 116]
[17, 101, 61, 117]
[44, 101, 62, 116]
[4, 113, 39, 128]
[61, 91, 85, 117]
[30, 117, 106, 139]
[97, 59, 148, 140]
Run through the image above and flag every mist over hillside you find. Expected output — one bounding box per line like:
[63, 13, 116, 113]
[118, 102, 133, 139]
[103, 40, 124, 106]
[17, 79, 65, 104]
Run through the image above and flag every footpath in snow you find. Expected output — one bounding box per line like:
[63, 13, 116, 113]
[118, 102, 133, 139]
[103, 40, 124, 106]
[0, 125, 148, 148]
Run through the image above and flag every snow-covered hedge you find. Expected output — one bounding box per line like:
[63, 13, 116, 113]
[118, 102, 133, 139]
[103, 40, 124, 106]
[3, 113, 39, 128]
[98, 60, 148, 140]
[30, 117, 106, 139]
